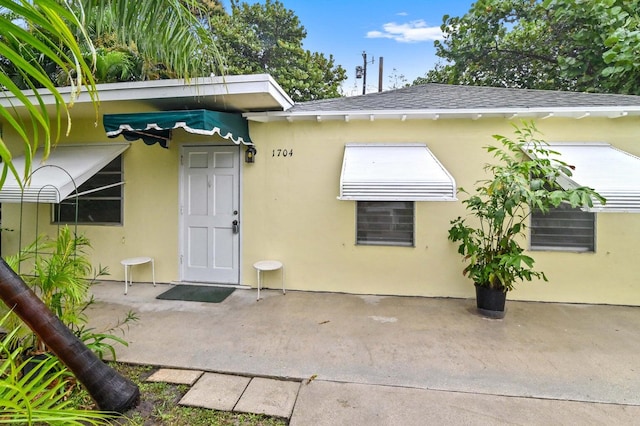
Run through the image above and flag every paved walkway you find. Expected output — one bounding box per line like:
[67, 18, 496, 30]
[87, 282, 640, 425]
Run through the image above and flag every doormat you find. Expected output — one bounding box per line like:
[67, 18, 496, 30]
[156, 285, 235, 303]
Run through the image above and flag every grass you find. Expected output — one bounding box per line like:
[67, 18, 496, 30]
[69, 363, 289, 426]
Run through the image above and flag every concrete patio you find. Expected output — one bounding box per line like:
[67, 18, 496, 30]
[86, 281, 640, 425]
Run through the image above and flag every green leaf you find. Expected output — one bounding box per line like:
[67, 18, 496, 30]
[422, 0, 640, 94]
[604, 35, 619, 47]
[448, 123, 605, 291]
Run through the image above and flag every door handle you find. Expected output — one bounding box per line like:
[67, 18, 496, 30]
[232, 220, 239, 234]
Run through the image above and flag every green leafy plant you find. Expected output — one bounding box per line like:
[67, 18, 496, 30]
[0, 311, 115, 425]
[2, 226, 135, 358]
[73, 305, 138, 361]
[448, 122, 605, 292]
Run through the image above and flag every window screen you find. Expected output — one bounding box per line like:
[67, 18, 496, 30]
[53, 155, 123, 225]
[531, 203, 595, 252]
[357, 201, 414, 247]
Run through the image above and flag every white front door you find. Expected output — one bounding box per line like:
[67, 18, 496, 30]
[180, 145, 240, 283]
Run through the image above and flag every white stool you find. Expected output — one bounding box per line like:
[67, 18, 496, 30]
[253, 260, 285, 301]
[121, 256, 156, 295]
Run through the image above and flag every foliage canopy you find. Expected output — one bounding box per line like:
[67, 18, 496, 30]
[210, 0, 347, 101]
[418, 0, 640, 95]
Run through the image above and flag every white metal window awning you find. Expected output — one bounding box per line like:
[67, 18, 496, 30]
[0, 143, 129, 204]
[542, 143, 640, 212]
[338, 143, 457, 201]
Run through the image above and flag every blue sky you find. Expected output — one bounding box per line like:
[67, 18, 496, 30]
[220, 0, 474, 95]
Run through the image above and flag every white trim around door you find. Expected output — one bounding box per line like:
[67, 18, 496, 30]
[179, 145, 241, 284]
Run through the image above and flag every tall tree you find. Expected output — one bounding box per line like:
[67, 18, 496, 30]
[0, 0, 220, 413]
[418, 0, 640, 95]
[210, 0, 347, 101]
[1, 0, 223, 86]
[81, 0, 223, 81]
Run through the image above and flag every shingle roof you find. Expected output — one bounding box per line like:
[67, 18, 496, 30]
[288, 83, 640, 112]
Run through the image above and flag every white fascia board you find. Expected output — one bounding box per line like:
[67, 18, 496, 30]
[263, 76, 296, 111]
[0, 74, 294, 111]
[192, 74, 293, 107]
[245, 106, 640, 122]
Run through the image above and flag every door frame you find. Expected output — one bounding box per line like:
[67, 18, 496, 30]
[178, 143, 243, 284]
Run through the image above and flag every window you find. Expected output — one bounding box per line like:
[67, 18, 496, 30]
[530, 203, 595, 252]
[357, 201, 414, 246]
[53, 155, 123, 224]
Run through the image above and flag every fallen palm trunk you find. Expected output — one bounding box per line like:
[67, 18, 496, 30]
[0, 258, 139, 412]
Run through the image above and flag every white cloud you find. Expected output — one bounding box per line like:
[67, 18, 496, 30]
[367, 30, 384, 38]
[366, 20, 442, 43]
[396, 12, 408, 16]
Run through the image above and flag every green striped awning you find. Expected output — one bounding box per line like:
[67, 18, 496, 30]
[103, 109, 252, 148]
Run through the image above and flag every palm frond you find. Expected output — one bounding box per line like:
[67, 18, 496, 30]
[82, 0, 224, 80]
[0, 312, 115, 425]
[0, 0, 96, 185]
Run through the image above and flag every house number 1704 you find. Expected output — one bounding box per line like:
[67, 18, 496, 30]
[272, 149, 293, 157]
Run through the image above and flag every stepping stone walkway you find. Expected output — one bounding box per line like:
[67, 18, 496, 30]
[146, 368, 301, 420]
[147, 368, 203, 385]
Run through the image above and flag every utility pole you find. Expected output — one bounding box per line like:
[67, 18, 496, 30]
[378, 57, 384, 92]
[355, 51, 375, 95]
[362, 51, 368, 95]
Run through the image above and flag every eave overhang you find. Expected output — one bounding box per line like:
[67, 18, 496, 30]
[0, 74, 294, 116]
[244, 106, 640, 123]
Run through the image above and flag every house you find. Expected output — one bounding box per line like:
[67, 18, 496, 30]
[2, 76, 640, 305]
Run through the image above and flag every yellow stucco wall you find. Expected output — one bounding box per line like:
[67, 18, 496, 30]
[2, 109, 639, 305]
[2, 105, 186, 284]
[242, 117, 640, 305]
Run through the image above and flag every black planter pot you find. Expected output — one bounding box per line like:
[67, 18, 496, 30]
[475, 284, 507, 319]
[21, 353, 57, 381]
